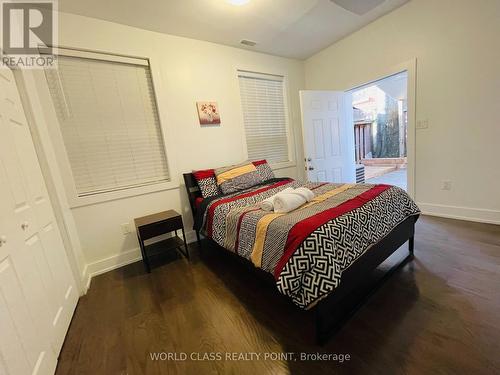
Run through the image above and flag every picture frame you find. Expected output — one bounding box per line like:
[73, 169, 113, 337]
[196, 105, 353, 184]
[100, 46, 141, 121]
[196, 101, 221, 126]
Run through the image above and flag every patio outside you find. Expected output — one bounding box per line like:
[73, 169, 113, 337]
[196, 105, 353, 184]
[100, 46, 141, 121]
[351, 72, 408, 190]
[365, 168, 407, 190]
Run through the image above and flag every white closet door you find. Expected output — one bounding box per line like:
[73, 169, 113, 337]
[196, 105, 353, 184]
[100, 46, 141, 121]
[0, 66, 78, 375]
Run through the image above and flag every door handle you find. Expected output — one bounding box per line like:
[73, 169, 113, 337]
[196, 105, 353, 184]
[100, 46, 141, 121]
[0, 235, 6, 246]
[21, 221, 29, 230]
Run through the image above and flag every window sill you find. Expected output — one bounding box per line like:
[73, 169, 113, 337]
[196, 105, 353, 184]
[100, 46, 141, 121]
[68, 179, 179, 209]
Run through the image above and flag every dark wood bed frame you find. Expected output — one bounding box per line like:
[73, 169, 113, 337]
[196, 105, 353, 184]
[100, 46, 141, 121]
[183, 173, 418, 344]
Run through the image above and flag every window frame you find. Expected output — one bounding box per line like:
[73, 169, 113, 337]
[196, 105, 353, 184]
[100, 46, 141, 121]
[236, 68, 296, 171]
[40, 47, 178, 208]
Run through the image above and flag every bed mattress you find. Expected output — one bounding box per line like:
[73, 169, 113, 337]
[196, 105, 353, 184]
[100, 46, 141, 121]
[194, 178, 420, 309]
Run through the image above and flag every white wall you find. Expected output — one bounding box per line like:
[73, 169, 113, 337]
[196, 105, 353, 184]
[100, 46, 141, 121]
[26, 0, 500, 291]
[305, 0, 500, 224]
[25, 12, 305, 289]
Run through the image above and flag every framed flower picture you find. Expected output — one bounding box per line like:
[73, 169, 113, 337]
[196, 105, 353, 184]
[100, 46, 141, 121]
[196, 101, 221, 126]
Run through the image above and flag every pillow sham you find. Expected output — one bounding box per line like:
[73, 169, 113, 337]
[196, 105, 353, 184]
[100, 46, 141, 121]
[252, 159, 275, 181]
[215, 161, 263, 194]
[193, 169, 222, 198]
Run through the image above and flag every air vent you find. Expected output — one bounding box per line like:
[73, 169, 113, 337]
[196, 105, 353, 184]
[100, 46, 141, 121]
[240, 39, 257, 47]
[330, 0, 386, 15]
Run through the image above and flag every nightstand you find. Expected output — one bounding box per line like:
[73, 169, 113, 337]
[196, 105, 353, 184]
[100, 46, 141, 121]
[134, 210, 189, 273]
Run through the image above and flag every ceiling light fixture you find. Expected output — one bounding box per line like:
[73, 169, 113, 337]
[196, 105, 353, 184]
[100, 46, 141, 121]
[227, 0, 250, 6]
[330, 0, 386, 15]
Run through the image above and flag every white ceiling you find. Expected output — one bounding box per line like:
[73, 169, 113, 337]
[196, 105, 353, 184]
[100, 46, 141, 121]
[58, 0, 409, 59]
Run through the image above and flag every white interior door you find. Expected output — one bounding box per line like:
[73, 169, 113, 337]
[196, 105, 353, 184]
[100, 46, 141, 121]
[300, 90, 356, 183]
[0, 66, 78, 375]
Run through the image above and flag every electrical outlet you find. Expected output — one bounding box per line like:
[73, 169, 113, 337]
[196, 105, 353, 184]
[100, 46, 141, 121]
[441, 180, 452, 191]
[416, 119, 429, 129]
[121, 223, 131, 235]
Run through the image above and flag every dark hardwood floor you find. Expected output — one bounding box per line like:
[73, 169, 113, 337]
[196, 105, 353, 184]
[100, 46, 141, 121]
[56, 216, 500, 375]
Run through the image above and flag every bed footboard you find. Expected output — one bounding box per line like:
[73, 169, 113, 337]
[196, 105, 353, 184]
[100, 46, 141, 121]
[314, 215, 418, 344]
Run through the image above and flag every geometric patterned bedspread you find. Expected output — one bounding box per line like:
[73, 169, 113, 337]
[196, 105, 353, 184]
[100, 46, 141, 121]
[197, 179, 420, 309]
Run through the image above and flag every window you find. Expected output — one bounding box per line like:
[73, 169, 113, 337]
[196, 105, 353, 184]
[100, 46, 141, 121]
[44, 49, 169, 197]
[238, 70, 290, 164]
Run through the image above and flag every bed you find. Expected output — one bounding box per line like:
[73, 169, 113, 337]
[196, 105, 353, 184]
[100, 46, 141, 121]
[183, 173, 420, 343]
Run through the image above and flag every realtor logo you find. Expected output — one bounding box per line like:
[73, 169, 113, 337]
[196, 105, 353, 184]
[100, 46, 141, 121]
[1, 0, 57, 68]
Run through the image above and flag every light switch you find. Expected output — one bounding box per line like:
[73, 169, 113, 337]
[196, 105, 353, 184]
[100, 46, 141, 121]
[416, 119, 429, 129]
[441, 180, 452, 191]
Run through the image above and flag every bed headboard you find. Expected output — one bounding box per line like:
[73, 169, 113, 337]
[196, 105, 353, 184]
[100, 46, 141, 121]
[183, 173, 201, 219]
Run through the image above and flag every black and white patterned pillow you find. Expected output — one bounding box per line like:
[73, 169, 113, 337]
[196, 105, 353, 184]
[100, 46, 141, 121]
[197, 177, 220, 198]
[253, 160, 275, 181]
[193, 170, 222, 198]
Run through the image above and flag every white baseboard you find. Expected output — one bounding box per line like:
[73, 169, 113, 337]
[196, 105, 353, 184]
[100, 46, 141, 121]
[418, 202, 500, 225]
[82, 229, 199, 293]
[81, 265, 89, 294]
[81, 247, 142, 293]
[185, 229, 200, 244]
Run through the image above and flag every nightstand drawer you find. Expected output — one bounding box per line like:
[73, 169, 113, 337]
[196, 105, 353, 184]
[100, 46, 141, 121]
[138, 216, 183, 241]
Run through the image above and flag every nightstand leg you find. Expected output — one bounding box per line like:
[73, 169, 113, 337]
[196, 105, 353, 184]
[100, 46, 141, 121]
[138, 235, 151, 273]
[181, 227, 189, 259]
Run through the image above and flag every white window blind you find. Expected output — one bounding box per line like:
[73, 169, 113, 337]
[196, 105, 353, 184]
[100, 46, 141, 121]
[44, 51, 169, 196]
[238, 70, 290, 163]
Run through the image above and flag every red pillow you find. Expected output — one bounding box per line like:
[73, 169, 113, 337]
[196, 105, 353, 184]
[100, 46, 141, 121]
[195, 197, 204, 208]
